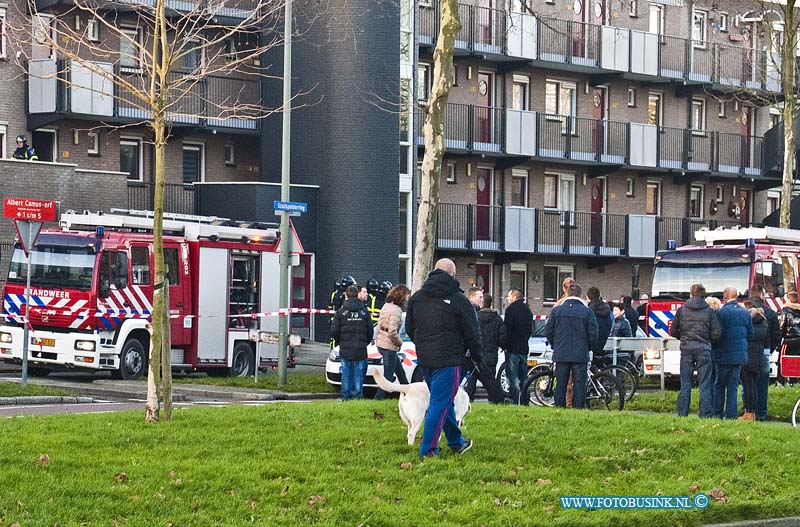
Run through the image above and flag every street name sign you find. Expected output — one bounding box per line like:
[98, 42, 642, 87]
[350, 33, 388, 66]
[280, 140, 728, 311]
[273, 200, 307, 216]
[3, 198, 59, 222]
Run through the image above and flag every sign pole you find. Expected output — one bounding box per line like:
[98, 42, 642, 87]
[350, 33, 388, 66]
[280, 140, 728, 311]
[21, 252, 32, 388]
[277, 0, 292, 387]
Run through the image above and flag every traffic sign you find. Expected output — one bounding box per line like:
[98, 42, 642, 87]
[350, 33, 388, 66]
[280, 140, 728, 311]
[13, 220, 43, 257]
[3, 198, 59, 222]
[273, 200, 307, 216]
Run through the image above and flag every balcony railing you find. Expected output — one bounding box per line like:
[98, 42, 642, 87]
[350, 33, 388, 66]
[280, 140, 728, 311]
[419, 2, 790, 92]
[28, 59, 260, 131]
[437, 203, 761, 257]
[128, 182, 196, 215]
[415, 103, 503, 153]
[38, 0, 258, 20]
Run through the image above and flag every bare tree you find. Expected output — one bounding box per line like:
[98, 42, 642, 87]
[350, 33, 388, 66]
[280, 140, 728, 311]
[411, 0, 459, 290]
[10, 0, 288, 421]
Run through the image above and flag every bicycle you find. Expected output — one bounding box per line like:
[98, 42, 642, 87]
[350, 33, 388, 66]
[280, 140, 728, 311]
[792, 396, 800, 428]
[593, 352, 639, 402]
[520, 358, 625, 411]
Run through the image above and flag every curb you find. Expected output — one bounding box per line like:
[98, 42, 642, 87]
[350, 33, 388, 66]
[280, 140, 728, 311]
[705, 518, 800, 527]
[0, 396, 95, 405]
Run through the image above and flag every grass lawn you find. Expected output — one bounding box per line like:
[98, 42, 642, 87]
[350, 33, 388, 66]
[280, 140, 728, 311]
[173, 371, 337, 394]
[2, 402, 799, 526]
[628, 384, 800, 422]
[0, 382, 74, 398]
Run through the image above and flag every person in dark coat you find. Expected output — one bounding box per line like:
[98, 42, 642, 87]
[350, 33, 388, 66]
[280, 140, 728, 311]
[587, 287, 612, 355]
[330, 285, 374, 401]
[704, 296, 722, 410]
[622, 296, 640, 336]
[636, 293, 649, 332]
[545, 283, 598, 408]
[740, 301, 769, 421]
[464, 293, 507, 403]
[406, 259, 480, 457]
[610, 302, 633, 338]
[748, 285, 780, 421]
[780, 292, 800, 381]
[714, 287, 753, 419]
[670, 283, 721, 418]
[504, 288, 533, 404]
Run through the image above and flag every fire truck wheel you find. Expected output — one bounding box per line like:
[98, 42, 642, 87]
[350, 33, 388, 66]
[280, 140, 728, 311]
[231, 343, 255, 377]
[114, 339, 148, 380]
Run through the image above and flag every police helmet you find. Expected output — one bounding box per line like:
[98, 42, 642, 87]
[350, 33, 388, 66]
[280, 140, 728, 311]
[340, 275, 356, 288]
[379, 280, 393, 294]
[16, 135, 27, 144]
[366, 279, 379, 294]
[333, 280, 342, 290]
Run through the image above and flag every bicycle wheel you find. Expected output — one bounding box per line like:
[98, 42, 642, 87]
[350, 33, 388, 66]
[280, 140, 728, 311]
[792, 397, 800, 428]
[521, 370, 557, 407]
[600, 365, 638, 401]
[586, 371, 625, 411]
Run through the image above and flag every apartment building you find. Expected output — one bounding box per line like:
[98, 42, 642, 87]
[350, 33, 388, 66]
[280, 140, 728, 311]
[417, 0, 787, 312]
[0, 0, 264, 211]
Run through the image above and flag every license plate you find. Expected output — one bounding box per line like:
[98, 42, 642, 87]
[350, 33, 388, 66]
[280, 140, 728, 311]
[527, 359, 538, 367]
[33, 338, 55, 347]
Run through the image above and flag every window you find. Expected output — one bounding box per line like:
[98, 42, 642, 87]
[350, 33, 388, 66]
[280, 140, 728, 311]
[648, 4, 664, 36]
[131, 247, 151, 285]
[87, 132, 100, 156]
[446, 162, 456, 184]
[767, 191, 780, 216]
[629, 0, 638, 17]
[718, 101, 726, 118]
[98, 251, 129, 296]
[183, 41, 204, 71]
[716, 185, 724, 203]
[754, 260, 784, 296]
[120, 137, 142, 181]
[452, 64, 458, 87]
[689, 184, 704, 219]
[163, 248, 180, 286]
[510, 267, 528, 302]
[399, 192, 411, 256]
[627, 88, 636, 107]
[418, 0, 431, 6]
[224, 144, 235, 165]
[32, 14, 55, 60]
[0, 124, 5, 158]
[182, 144, 204, 183]
[692, 9, 708, 48]
[0, 8, 6, 59]
[544, 173, 576, 211]
[400, 145, 409, 176]
[648, 93, 663, 126]
[120, 27, 142, 70]
[87, 18, 99, 41]
[543, 265, 575, 304]
[545, 80, 577, 118]
[418, 63, 431, 101]
[719, 13, 728, 32]
[511, 75, 530, 111]
[646, 181, 661, 215]
[511, 169, 528, 207]
[770, 108, 782, 128]
[691, 98, 706, 133]
[626, 177, 635, 197]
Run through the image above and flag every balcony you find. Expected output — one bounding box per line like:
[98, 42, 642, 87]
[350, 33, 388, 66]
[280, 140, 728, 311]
[418, 104, 770, 178]
[27, 59, 261, 133]
[419, 2, 786, 93]
[35, 0, 258, 22]
[128, 182, 196, 216]
[436, 203, 759, 259]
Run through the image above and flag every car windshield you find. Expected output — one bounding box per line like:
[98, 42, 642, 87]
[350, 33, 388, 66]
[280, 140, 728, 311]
[651, 262, 750, 299]
[7, 245, 95, 290]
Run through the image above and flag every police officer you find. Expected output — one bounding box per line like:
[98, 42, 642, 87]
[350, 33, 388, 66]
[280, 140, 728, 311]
[329, 275, 355, 349]
[366, 279, 381, 323]
[12, 135, 38, 161]
[375, 280, 392, 312]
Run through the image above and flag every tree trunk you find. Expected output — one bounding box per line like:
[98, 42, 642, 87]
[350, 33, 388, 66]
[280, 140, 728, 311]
[411, 0, 460, 291]
[161, 278, 172, 421]
[781, 0, 797, 231]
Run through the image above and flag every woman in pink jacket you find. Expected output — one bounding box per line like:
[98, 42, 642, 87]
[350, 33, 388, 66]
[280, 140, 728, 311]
[374, 284, 411, 400]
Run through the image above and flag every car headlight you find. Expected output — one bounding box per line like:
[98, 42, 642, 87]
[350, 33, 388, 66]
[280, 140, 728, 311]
[329, 350, 339, 361]
[0, 332, 12, 344]
[74, 340, 96, 352]
[645, 349, 660, 360]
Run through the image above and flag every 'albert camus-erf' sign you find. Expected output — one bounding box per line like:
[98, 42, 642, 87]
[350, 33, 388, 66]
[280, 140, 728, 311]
[3, 197, 59, 222]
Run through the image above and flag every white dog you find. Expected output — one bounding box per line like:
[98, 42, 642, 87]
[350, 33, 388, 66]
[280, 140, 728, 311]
[374, 369, 471, 446]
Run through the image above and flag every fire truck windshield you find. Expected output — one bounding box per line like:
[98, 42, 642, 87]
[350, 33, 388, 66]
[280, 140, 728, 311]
[7, 245, 95, 290]
[651, 262, 750, 299]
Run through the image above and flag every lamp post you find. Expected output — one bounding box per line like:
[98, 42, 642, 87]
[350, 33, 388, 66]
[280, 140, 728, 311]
[277, 0, 292, 387]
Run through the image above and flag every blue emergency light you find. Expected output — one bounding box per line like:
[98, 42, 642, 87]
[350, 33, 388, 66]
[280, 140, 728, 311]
[746, 238, 755, 248]
[96, 226, 105, 238]
[667, 239, 677, 250]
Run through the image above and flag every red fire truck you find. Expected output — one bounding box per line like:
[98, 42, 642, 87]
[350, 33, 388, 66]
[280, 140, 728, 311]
[0, 210, 302, 379]
[644, 226, 800, 377]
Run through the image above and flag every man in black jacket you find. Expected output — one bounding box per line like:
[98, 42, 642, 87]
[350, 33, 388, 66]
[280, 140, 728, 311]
[622, 296, 640, 336]
[464, 293, 507, 403]
[504, 289, 533, 404]
[331, 285, 374, 401]
[748, 284, 780, 421]
[406, 258, 480, 457]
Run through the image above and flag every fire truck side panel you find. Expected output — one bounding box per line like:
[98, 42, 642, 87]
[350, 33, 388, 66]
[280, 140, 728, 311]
[258, 252, 280, 362]
[196, 247, 229, 362]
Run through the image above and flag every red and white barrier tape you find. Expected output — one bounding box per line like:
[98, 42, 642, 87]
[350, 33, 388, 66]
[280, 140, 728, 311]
[2, 307, 337, 320]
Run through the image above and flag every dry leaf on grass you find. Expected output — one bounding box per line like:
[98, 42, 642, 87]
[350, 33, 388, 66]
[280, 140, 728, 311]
[689, 485, 700, 493]
[116, 472, 128, 483]
[544, 505, 555, 513]
[536, 479, 552, 486]
[38, 454, 50, 466]
[710, 488, 730, 503]
[736, 453, 746, 465]
[400, 462, 413, 470]
[308, 495, 326, 510]
[372, 411, 385, 420]
[280, 486, 290, 496]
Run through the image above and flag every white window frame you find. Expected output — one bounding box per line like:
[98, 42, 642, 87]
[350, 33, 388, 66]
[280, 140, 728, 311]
[224, 144, 235, 166]
[627, 88, 636, 107]
[182, 142, 205, 183]
[716, 185, 724, 203]
[629, 0, 638, 17]
[648, 92, 663, 127]
[0, 8, 7, 59]
[120, 27, 143, 71]
[87, 18, 99, 41]
[0, 124, 6, 158]
[543, 264, 575, 305]
[689, 184, 704, 219]
[545, 79, 577, 118]
[626, 176, 635, 197]
[544, 172, 576, 211]
[418, 0, 432, 7]
[718, 100, 726, 118]
[32, 14, 56, 60]
[446, 162, 456, 184]
[511, 168, 529, 207]
[648, 3, 664, 36]
[510, 263, 528, 303]
[719, 12, 728, 33]
[646, 180, 662, 216]
[511, 74, 530, 111]
[691, 97, 706, 134]
[120, 136, 143, 182]
[34, 128, 57, 162]
[87, 132, 100, 155]
[418, 63, 431, 102]
[767, 190, 781, 216]
[183, 40, 205, 72]
[692, 9, 708, 49]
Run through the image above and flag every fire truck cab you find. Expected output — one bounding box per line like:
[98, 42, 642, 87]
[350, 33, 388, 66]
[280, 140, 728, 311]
[0, 210, 301, 379]
[644, 226, 800, 378]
